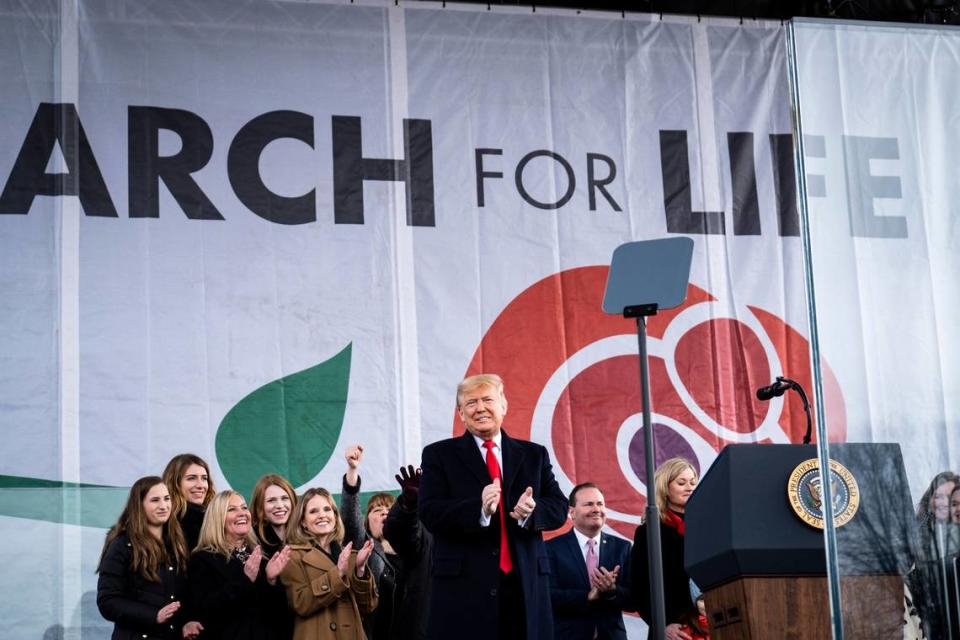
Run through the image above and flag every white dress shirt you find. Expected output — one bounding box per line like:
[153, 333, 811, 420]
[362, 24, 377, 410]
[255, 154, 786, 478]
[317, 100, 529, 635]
[572, 527, 602, 565]
[474, 433, 529, 527]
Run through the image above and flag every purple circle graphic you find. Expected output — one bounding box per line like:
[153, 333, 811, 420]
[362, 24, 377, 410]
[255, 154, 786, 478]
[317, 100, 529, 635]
[628, 423, 700, 490]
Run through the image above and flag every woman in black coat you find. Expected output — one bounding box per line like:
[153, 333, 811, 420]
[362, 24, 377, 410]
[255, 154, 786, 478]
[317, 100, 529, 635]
[162, 453, 216, 551]
[631, 457, 700, 640]
[97, 476, 203, 640]
[380, 465, 433, 640]
[188, 490, 291, 640]
[341, 444, 400, 640]
[250, 473, 299, 638]
[250, 473, 298, 558]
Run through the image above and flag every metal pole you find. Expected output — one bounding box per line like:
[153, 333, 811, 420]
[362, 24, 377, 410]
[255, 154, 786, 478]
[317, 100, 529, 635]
[936, 523, 956, 640]
[638, 315, 666, 638]
[786, 20, 844, 640]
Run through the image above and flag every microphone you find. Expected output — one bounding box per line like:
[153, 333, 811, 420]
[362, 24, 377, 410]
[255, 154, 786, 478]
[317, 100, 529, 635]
[756, 376, 813, 444]
[756, 377, 793, 401]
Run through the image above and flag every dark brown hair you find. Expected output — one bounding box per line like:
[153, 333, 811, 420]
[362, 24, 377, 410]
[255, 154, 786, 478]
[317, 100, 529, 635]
[364, 492, 396, 536]
[916, 470, 959, 526]
[568, 482, 600, 507]
[162, 453, 216, 518]
[97, 476, 188, 581]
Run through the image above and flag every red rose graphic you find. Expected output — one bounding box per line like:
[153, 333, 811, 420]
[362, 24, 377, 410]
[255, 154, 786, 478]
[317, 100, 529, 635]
[455, 266, 846, 539]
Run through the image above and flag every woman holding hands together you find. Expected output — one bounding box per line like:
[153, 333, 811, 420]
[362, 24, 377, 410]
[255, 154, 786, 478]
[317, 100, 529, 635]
[188, 490, 291, 640]
[282, 487, 378, 640]
[97, 476, 203, 640]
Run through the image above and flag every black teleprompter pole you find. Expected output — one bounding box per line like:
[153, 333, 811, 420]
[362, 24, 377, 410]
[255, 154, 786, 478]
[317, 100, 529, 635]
[636, 309, 666, 639]
[603, 237, 693, 639]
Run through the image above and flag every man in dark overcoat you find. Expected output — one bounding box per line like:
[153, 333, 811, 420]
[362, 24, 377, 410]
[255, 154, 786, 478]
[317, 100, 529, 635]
[419, 373, 568, 640]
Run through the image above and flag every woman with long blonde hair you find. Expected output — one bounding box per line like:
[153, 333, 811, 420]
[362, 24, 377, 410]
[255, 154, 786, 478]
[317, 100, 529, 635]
[281, 487, 377, 640]
[187, 490, 290, 639]
[162, 453, 216, 551]
[97, 476, 202, 639]
[630, 457, 700, 640]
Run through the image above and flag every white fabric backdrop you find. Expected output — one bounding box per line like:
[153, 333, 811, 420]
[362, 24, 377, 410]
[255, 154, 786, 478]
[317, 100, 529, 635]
[0, 2, 956, 636]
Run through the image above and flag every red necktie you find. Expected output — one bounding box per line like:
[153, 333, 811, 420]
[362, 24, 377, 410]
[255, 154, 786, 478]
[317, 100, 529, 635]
[484, 440, 513, 573]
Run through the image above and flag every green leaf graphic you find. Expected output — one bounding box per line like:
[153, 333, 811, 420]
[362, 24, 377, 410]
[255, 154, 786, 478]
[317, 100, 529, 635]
[0, 475, 127, 528]
[216, 343, 352, 499]
[0, 475, 388, 529]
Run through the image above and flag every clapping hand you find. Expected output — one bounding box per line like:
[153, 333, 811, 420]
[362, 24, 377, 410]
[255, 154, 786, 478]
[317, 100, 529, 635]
[482, 478, 502, 517]
[182, 621, 203, 639]
[665, 623, 693, 640]
[355, 539, 374, 578]
[589, 565, 620, 593]
[509, 486, 536, 522]
[265, 545, 291, 584]
[243, 545, 263, 582]
[337, 542, 354, 578]
[156, 601, 180, 623]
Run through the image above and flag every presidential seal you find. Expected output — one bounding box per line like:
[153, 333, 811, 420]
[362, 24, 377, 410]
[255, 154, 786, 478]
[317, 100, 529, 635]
[787, 458, 860, 529]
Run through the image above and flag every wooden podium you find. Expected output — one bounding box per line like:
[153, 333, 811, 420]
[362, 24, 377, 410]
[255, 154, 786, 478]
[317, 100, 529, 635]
[685, 444, 917, 639]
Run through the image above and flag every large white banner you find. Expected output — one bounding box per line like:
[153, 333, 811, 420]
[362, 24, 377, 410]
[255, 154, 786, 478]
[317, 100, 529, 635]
[1, 1, 954, 636]
[789, 19, 960, 638]
[789, 18, 960, 460]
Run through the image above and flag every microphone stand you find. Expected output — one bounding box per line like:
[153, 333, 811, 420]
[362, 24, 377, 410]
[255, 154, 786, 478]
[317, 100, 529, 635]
[792, 380, 813, 446]
[759, 376, 813, 445]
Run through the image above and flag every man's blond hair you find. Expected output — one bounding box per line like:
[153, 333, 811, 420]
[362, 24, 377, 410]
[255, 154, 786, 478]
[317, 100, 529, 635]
[457, 373, 507, 409]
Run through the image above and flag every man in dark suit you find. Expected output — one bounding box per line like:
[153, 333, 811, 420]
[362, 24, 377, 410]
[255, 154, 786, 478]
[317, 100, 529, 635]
[546, 483, 632, 640]
[419, 373, 568, 640]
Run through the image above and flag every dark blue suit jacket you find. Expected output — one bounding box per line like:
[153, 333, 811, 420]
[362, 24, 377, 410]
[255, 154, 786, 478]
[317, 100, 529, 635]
[419, 430, 568, 640]
[546, 529, 632, 640]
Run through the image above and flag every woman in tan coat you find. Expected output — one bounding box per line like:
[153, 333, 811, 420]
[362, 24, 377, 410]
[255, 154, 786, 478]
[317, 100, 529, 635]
[281, 487, 377, 640]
